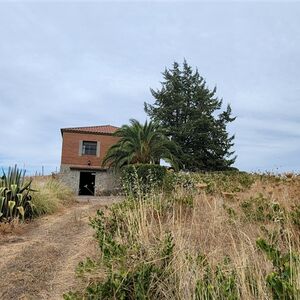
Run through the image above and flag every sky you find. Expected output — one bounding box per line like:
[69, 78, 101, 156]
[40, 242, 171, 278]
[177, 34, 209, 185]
[0, 1, 300, 175]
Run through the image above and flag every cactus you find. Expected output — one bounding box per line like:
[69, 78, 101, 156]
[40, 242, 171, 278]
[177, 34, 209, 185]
[8, 200, 15, 218]
[0, 165, 34, 222]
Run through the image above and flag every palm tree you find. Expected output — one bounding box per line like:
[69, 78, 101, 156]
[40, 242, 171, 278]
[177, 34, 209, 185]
[102, 119, 180, 170]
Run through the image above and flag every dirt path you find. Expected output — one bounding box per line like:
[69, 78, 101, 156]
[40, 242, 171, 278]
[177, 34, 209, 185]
[0, 197, 121, 300]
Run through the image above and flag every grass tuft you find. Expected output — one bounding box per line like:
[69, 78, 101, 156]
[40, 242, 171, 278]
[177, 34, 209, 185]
[31, 177, 75, 216]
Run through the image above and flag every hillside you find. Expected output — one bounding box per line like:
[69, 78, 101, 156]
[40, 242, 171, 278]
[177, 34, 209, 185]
[65, 172, 300, 299]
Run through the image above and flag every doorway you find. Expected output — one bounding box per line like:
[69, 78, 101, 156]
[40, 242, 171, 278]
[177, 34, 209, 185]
[79, 172, 96, 196]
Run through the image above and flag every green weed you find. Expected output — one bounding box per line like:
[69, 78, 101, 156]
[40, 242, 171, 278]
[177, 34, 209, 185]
[257, 238, 300, 299]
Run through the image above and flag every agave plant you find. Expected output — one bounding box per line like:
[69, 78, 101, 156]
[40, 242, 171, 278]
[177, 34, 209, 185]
[0, 165, 34, 222]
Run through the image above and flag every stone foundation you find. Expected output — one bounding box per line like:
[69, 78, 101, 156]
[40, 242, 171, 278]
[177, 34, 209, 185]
[59, 164, 120, 195]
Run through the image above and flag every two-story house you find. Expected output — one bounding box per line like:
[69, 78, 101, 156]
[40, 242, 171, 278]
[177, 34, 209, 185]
[60, 125, 120, 196]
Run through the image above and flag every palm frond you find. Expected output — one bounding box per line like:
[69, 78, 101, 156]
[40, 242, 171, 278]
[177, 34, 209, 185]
[102, 119, 181, 170]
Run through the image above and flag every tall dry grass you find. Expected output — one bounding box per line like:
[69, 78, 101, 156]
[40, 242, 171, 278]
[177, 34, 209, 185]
[31, 177, 75, 216]
[65, 173, 300, 299]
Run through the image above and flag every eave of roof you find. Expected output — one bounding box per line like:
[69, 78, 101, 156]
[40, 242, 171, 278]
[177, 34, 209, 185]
[69, 165, 108, 171]
[60, 125, 119, 136]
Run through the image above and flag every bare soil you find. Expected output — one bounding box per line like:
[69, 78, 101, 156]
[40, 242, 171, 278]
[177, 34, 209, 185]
[0, 197, 121, 300]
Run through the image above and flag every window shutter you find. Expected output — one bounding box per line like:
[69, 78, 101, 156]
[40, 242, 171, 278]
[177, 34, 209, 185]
[96, 141, 100, 157]
[79, 140, 83, 156]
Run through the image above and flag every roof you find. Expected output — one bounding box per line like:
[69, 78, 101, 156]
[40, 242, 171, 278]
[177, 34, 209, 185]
[61, 125, 119, 135]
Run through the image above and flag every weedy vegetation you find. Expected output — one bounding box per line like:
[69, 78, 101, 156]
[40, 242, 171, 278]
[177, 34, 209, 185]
[64, 169, 300, 299]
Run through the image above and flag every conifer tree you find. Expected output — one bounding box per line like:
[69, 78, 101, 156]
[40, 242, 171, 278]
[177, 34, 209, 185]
[144, 60, 236, 171]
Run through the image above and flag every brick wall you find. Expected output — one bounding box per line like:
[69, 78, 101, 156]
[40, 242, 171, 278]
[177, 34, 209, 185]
[60, 131, 119, 167]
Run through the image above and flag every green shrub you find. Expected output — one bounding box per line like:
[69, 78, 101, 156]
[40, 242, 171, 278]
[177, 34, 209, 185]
[83, 262, 163, 299]
[290, 205, 300, 229]
[90, 209, 126, 261]
[122, 164, 167, 195]
[223, 204, 237, 220]
[195, 171, 255, 194]
[163, 171, 196, 192]
[195, 257, 239, 300]
[257, 238, 300, 299]
[163, 171, 255, 195]
[0, 165, 34, 221]
[64, 207, 176, 299]
[65, 262, 166, 300]
[240, 194, 285, 223]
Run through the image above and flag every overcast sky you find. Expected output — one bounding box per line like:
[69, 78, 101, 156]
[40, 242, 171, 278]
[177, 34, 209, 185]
[0, 1, 299, 174]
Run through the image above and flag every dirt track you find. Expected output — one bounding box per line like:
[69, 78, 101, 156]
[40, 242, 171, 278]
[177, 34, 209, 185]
[0, 197, 120, 300]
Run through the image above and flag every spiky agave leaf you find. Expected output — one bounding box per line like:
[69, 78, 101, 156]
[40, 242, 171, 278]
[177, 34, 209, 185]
[27, 200, 35, 217]
[16, 193, 23, 206]
[5, 189, 12, 201]
[0, 187, 6, 196]
[8, 200, 16, 218]
[0, 197, 4, 215]
[17, 206, 25, 221]
[27, 200, 35, 211]
[2, 165, 25, 190]
[19, 179, 33, 193]
[0, 166, 33, 221]
[10, 184, 18, 197]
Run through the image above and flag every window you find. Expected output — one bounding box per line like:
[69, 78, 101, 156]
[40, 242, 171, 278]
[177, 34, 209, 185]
[82, 141, 97, 155]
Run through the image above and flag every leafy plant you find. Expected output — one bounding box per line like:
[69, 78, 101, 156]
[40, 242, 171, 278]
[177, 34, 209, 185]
[240, 194, 286, 224]
[290, 205, 300, 229]
[195, 257, 239, 300]
[195, 171, 255, 194]
[122, 164, 167, 196]
[102, 119, 180, 171]
[90, 209, 126, 262]
[257, 238, 300, 299]
[163, 171, 197, 193]
[65, 207, 177, 299]
[65, 262, 164, 300]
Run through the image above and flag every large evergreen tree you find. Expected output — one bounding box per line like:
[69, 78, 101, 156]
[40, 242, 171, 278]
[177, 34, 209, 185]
[144, 60, 236, 171]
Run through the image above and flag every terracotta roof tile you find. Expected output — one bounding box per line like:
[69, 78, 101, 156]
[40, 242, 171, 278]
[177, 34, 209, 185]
[61, 125, 119, 135]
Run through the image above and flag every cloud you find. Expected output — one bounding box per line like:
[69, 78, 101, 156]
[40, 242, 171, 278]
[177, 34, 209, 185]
[0, 2, 299, 174]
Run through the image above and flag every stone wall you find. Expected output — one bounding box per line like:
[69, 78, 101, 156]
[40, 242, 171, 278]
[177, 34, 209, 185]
[94, 169, 120, 196]
[59, 164, 80, 195]
[59, 164, 120, 195]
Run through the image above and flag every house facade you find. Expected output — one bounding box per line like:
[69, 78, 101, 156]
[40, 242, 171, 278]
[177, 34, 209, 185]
[59, 125, 120, 196]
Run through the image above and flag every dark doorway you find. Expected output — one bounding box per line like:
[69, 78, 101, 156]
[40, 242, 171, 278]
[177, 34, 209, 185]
[79, 172, 95, 195]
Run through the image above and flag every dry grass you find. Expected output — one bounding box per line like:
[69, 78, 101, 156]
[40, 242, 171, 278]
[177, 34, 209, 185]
[0, 218, 25, 235]
[68, 173, 300, 299]
[31, 177, 75, 216]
